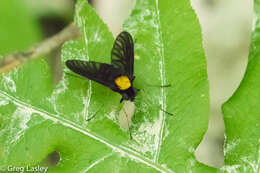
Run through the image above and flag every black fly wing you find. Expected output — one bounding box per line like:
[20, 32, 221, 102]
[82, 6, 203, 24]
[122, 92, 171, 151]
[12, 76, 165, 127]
[111, 31, 134, 77]
[66, 60, 120, 91]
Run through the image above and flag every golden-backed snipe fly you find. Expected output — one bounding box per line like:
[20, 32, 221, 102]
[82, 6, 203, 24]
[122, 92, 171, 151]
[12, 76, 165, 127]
[66, 31, 139, 103]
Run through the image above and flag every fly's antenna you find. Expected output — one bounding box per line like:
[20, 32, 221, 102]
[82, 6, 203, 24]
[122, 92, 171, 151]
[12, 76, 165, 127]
[160, 108, 174, 116]
[86, 114, 96, 121]
[140, 89, 173, 116]
[86, 104, 104, 121]
[141, 80, 172, 88]
[146, 84, 171, 88]
[86, 110, 98, 121]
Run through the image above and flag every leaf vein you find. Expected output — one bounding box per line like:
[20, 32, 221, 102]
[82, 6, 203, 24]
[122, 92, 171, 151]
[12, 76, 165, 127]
[154, 0, 167, 163]
[0, 90, 174, 173]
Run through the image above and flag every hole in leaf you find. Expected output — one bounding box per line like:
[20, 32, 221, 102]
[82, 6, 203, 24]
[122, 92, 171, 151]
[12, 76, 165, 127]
[42, 151, 60, 167]
[195, 110, 225, 168]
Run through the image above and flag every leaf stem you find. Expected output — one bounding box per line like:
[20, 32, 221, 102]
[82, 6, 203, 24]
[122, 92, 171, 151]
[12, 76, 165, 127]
[0, 23, 81, 74]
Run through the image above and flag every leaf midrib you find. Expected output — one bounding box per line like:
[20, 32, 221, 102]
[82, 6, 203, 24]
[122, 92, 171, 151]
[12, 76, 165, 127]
[0, 90, 174, 173]
[153, 0, 167, 163]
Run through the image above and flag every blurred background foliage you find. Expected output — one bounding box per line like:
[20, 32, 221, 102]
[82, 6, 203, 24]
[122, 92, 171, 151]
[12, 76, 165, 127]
[0, 0, 253, 168]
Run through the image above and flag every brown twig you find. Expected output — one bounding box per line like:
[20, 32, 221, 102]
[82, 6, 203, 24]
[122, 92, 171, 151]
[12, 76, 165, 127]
[0, 23, 81, 74]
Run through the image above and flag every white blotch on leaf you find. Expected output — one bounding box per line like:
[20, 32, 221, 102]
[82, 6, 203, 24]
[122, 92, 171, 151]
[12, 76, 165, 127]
[189, 159, 195, 166]
[163, 125, 170, 140]
[10, 107, 32, 144]
[222, 139, 260, 172]
[129, 118, 162, 156]
[3, 75, 16, 93]
[240, 144, 260, 173]
[83, 82, 92, 121]
[93, 31, 102, 42]
[106, 110, 117, 122]
[224, 139, 240, 156]
[47, 78, 68, 114]
[221, 165, 241, 173]
[0, 100, 9, 106]
[188, 147, 195, 153]
[134, 55, 140, 60]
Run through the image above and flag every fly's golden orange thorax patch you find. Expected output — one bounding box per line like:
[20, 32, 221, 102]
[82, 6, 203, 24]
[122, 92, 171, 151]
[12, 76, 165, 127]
[115, 76, 131, 90]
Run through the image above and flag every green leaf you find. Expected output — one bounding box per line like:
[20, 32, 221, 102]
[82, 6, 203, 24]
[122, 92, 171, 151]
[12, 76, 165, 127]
[122, 0, 215, 172]
[0, 0, 41, 54]
[0, 0, 53, 167]
[0, 0, 216, 172]
[221, 0, 260, 172]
